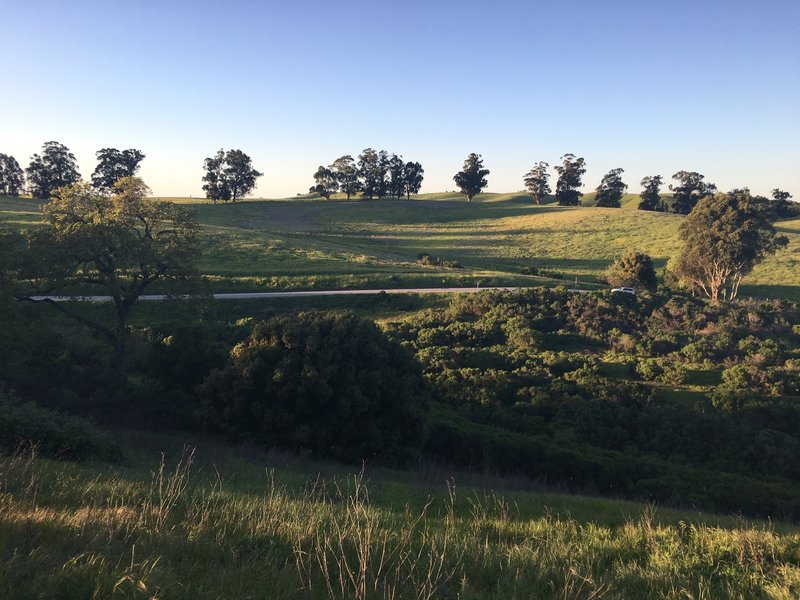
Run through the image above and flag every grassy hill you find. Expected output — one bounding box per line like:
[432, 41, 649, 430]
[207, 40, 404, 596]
[2, 193, 799, 299]
[1, 434, 798, 599]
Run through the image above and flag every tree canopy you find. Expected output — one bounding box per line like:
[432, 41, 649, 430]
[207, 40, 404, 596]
[554, 153, 585, 206]
[638, 175, 664, 211]
[453, 153, 489, 202]
[0, 154, 24, 196]
[309, 165, 338, 199]
[25, 141, 81, 199]
[605, 251, 658, 289]
[21, 177, 199, 375]
[673, 189, 788, 302]
[198, 311, 429, 464]
[91, 148, 145, 192]
[523, 161, 551, 204]
[595, 168, 627, 208]
[670, 171, 716, 215]
[202, 149, 262, 202]
[330, 155, 362, 199]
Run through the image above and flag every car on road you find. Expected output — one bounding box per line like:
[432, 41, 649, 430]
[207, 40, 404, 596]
[611, 287, 636, 295]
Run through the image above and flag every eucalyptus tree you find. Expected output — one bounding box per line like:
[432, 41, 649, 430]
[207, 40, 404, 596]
[673, 189, 788, 302]
[523, 161, 550, 204]
[0, 154, 24, 196]
[453, 153, 489, 201]
[91, 148, 145, 192]
[25, 141, 81, 199]
[638, 175, 664, 211]
[553, 153, 586, 206]
[669, 171, 716, 215]
[595, 168, 627, 208]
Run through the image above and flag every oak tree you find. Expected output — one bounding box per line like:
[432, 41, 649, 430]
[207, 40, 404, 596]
[21, 178, 199, 377]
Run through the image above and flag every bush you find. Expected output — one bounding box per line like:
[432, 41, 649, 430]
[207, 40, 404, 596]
[0, 391, 123, 462]
[605, 252, 658, 290]
[198, 312, 429, 465]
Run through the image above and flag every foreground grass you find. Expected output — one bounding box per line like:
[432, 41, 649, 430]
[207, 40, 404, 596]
[1, 440, 799, 599]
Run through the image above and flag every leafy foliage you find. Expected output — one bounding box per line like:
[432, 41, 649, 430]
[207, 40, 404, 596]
[21, 178, 199, 375]
[522, 161, 550, 204]
[453, 153, 490, 202]
[638, 175, 664, 211]
[673, 189, 789, 301]
[0, 153, 24, 196]
[25, 141, 81, 199]
[669, 170, 716, 215]
[605, 252, 658, 289]
[202, 149, 262, 202]
[199, 312, 429, 464]
[91, 148, 145, 192]
[594, 168, 627, 208]
[309, 165, 338, 199]
[330, 155, 362, 199]
[553, 153, 585, 206]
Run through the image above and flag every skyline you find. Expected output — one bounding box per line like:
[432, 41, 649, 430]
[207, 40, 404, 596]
[2, 0, 799, 199]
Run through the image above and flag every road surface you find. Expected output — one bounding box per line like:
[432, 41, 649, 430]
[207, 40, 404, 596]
[26, 286, 593, 302]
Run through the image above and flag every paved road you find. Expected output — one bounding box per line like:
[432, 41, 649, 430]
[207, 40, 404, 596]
[26, 286, 593, 302]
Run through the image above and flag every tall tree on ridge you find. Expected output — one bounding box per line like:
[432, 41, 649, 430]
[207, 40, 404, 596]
[25, 141, 81, 199]
[91, 148, 145, 192]
[554, 153, 585, 206]
[523, 161, 551, 205]
[453, 153, 490, 202]
[595, 168, 627, 208]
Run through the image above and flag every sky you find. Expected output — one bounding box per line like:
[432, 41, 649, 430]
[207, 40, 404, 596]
[2, 0, 799, 199]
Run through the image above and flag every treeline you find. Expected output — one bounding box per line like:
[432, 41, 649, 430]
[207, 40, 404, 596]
[309, 149, 424, 200]
[521, 153, 797, 217]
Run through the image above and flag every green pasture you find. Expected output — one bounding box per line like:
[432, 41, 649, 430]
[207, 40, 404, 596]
[2, 193, 799, 299]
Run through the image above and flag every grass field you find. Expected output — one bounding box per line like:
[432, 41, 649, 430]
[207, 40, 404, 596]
[2, 436, 799, 599]
[2, 192, 799, 299]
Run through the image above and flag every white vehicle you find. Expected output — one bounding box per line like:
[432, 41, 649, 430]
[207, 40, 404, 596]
[611, 287, 636, 295]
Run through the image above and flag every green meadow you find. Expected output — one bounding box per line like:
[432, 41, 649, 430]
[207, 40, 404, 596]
[3, 192, 798, 299]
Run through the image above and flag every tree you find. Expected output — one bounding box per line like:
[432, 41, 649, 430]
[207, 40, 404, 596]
[403, 161, 424, 199]
[358, 148, 389, 200]
[673, 189, 788, 302]
[387, 154, 406, 199]
[669, 171, 716, 215]
[523, 161, 551, 204]
[20, 178, 199, 377]
[554, 153, 586, 206]
[0, 154, 24, 196]
[91, 148, 145, 192]
[330, 155, 362, 200]
[605, 252, 658, 289]
[309, 165, 338, 199]
[770, 188, 797, 219]
[638, 175, 664, 211]
[198, 311, 429, 464]
[453, 153, 489, 201]
[202, 149, 262, 202]
[595, 168, 627, 208]
[25, 141, 81, 199]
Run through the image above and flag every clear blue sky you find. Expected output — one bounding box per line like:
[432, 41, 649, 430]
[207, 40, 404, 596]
[2, 0, 799, 198]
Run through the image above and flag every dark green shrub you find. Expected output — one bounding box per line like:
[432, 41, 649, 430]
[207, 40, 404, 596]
[605, 251, 658, 289]
[0, 392, 123, 462]
[198, 312, 429, 465]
